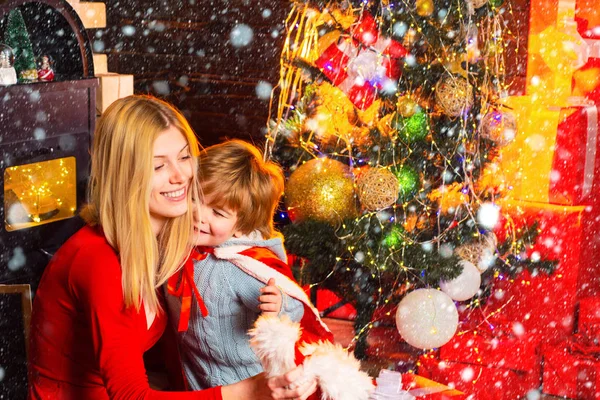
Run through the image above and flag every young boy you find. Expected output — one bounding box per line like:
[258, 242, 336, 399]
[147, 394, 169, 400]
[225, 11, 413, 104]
[165, 140, 332, 391]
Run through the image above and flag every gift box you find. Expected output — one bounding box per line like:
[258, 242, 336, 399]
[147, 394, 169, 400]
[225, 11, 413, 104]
[483, 199, 590, 339]
[439, 331, 541, 373]
[573, 18, 600, 103]
[542, 341, 600, 399]
[549, 102, 600, 205]
[402, 373, 467, 399]
[418, 353, 540, 400]
[578, 297, 600, 338]
[315, 12, 407, 110]
[96, 72, 134, 114]
[498, 97, 600, 206]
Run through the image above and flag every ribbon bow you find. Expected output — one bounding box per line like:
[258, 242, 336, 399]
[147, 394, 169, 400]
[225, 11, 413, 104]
[167, 247, 212, 332]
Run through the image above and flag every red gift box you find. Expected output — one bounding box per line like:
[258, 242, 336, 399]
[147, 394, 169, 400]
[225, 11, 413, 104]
[543, 342, 600, 399]
[439, 331, 540, 373]
[418, 354, 540, 400]
[549, 102, 600, 205]
[579, 297, 600, 338]
[573, 18, 600, 103]
[315, 12, 407, 110]
[485, 200, 589, 339]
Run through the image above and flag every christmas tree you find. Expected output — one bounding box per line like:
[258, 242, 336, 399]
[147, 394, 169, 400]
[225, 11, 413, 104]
[267, 0, 554, 357]
[5, 8, 37, 81]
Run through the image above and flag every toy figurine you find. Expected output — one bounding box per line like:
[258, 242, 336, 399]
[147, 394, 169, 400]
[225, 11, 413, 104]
[37, 54, 55, 82]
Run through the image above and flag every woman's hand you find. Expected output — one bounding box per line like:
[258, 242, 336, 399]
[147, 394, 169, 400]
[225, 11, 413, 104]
[222, 365, 317, 400]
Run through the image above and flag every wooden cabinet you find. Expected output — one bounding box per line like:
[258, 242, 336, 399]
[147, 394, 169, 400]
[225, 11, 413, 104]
[0, 1, 96, 398]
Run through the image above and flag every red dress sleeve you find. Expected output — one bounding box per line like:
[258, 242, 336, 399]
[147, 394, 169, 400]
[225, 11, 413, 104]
[68, 245, 223, 400]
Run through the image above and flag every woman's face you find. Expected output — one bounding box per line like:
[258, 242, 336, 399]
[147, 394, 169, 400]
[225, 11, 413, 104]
[149, 125, 193, 234]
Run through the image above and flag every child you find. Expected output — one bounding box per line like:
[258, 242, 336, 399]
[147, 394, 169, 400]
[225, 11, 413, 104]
[165, 140, 332, 391]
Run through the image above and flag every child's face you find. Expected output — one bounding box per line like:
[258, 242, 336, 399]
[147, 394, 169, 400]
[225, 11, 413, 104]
[193, 194, 243, 247]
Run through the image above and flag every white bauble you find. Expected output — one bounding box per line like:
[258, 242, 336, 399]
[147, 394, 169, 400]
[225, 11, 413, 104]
[395, 288, 459, 349]
[439, 260, 481, 301]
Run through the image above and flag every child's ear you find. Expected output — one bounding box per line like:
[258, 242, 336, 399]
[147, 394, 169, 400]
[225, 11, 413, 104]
[233, 229, 244, 238]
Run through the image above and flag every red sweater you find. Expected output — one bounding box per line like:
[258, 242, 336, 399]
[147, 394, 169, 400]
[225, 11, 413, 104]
[28, 225, 223, 400]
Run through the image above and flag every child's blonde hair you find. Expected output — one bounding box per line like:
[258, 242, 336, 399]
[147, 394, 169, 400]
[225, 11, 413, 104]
[198, 140, 284, 239]
[82, 95, 199, 313]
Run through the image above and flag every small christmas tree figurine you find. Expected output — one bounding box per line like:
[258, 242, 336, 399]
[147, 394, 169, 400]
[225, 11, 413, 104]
[5, 8, 37, 82]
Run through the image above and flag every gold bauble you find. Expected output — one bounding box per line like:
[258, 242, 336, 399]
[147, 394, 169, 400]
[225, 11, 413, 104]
[435, 76, 474, 117]
[357, 167, 400, 211]
[285, 158, 358, 224]
[416, 0, 434, 16]
[397, 96, 419, 117]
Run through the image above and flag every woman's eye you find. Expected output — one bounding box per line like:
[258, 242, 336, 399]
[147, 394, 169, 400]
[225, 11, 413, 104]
[154, 164, 165, 171]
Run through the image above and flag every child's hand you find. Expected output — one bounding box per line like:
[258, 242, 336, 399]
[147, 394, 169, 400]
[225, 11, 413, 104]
[259, 278, 282, 317]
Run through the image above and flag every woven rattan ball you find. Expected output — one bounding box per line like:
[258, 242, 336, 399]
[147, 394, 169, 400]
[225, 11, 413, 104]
[357, 167, 400, 210]
[471, 0, 488, 8]
[435, 76, 474, 117]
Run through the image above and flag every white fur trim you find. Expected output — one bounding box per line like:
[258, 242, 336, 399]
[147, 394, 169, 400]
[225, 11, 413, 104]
[249, 315, 300, 378]
[213, 246, 331, 333]
[301, 341, 375, 400]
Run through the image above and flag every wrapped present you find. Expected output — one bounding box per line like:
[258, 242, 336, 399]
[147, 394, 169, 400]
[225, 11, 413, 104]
[483, 200, 588, 339]
[315, 12, 407, 110]
[96, 72, 134, 114]
[418, 354, 540, 400]
[573, 18, 600, 102]
[498, 96, 600, 206]
[542, 340, 600, 399]
[439, 330, 540, 373]
[402, 373, 467, 399]
[578, 297, 600, 339]
[549, 101, 600, 205]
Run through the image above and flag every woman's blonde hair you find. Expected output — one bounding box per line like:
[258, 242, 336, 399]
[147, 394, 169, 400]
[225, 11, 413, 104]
[82, 95, 199, 313]
[198, 139, 284, 239]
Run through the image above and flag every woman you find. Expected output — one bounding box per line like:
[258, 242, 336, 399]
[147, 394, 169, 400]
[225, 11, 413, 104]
[28, 95, 317, 400]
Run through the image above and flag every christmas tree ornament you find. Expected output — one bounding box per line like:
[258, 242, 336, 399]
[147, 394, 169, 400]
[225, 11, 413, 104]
[37, 55, 55, 82]
[315, 11, 408, 110]
[6, 9, 37, 82]
[416, 0, 434, 17]
[384, 224, 404, 248]
[470, 0, 489, 9]
[402, 28, 419, 49]
[393, 164, 420, 201]
[455, 235, 498, 273]
[309, 82, 380, 145]
[317, 30, 342, 55]
[396, 95, 418, 117]
[0, 44, 17, 85]
[439, 260, 481, 301]
[357, 167, 399, 210]
[285, 158, 357, 224]
[480, 109, 517, 146]
[393, 110, 429, 142]
[395, 288, 459, 349]
[435, 76, 474, 117]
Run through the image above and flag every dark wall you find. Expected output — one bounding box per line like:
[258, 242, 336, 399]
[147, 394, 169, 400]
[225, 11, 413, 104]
[93, 0, 529, 146]
[93, 0, 291, 146]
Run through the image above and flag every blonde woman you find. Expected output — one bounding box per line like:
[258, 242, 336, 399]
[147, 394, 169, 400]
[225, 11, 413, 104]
[28, 95, 317, 400]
